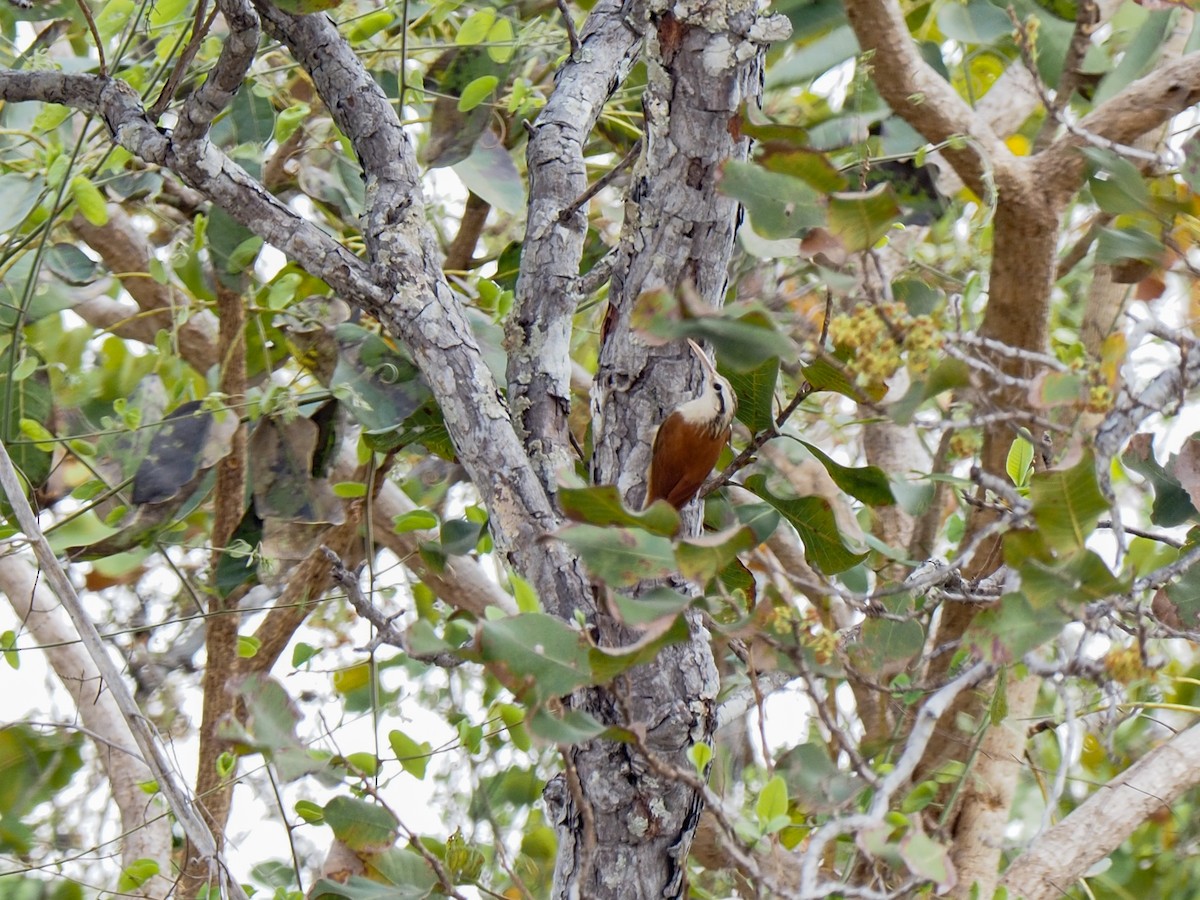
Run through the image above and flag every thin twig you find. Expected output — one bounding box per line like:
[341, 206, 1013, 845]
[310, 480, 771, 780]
[557, 0, 582, 57]
[323, 547, 463, 666]
[150, 0, 218, 119]
[75, 0, 106, 77]
[1097, 520, 1183, 549]
[559, 138, 643, 223]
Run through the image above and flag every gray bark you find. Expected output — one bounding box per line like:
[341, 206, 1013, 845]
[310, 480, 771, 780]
[0, 0, 792, 893]
[545, 1, 790, 897]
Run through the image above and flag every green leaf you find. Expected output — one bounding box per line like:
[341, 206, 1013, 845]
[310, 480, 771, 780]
[1096, 225, 1163, 266]
[1028, 451, 1107, 552]
[756, 145, 848, 193]
[456, 7, 496, 44]
[451, 132, 526, 215]
[344, 752, 378, 777]
[45, 243, 100, 285]
[236, 635, 261, 658]
[557, 523, 677, 587]
[899, 829, 954, 887]
[46, 510, 121, 555]
[11, 355, 37, 382]
[296, 800, 325, 824]
[207, 206, 258, 287]
[215, 507, 261, 598]
[216, 751, 236, 778]
[70, 175, 108, 226]
[936, 0, 1013, 43]
[388, 729, 432, 780]
[610, 586, 694, 626]
[1015, 547, 1130, 606]
[323, 796, 398, 852]
[1006, 436, 1034, 487]
[393, 509, 438, 533]
[802, 356, 879, 402]
[756, 775, 788, 825]
[689, 742, 713, 772]
[719, 160, 825, 239]
[458, 75, 499, 112]
[846, 611, 924, 671]
[827, 185, 901, 252]
[18, 417, 54, 450]
[1123, 435, 1197, 527]
[0, 724, 85, 838]
[486, 16, 516, 63]
[475, 614, 593, 701]
[347, 10, 393, 43]
[440, 517, 483, 555]
[528, 707, 608, 743]
[799, 440, 895, 506]
[744, 475, 866, 575]
[901, 780, 938, 813]
[1086, 147, 1152, 215]
[0, 344, 52, 496]
[331, 324, 432, 433]
[333, 481, 367, 498]
[0, 174, 44, 234]
[724, 356, 778, 432]
[1, 630, 17, 670]
[117, 858, 160, 891]
[1093, 9, 1173, 106]
[292, 642, 319, 667]
[558, 485, 679, 536]
[964, 592, 1069, 662]
[676, 525, 759, 583]
[990, 666, 1008, 726]
[588, 615, 690, 684]
[366, 847, 439, 894]
[766, 23, 859, 86]
[672, 310, 795, 371]
[227, 674, 324, 781]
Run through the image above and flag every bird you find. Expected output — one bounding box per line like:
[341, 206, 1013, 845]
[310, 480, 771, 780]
[643, 339, 738, 510]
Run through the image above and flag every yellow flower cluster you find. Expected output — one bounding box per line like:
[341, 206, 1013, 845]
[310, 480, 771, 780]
[827, 302, 945, 391]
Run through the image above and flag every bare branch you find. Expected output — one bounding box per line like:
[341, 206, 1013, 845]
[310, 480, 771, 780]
[842, 0, 1010, 195]
[798, 661, 994, 896]
[1000, 721, 1200, 900]
[508, 0, 646, 496]
[0, 558, 173, 897]
[1040, 52, 1200, 191]
[0, 440, 245, 898]
[324, 547, 464, 666]
[245, 10, 593, 617]
[173, 0, 260, 143]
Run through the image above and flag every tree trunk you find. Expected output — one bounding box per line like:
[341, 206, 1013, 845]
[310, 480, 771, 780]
[546, 0, 788, 896]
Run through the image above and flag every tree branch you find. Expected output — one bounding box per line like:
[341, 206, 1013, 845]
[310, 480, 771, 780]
[1039, 52, 1200, 195]
[172, 0, 259, 143]
[246, 10, 595, 617]
[70, 203, 218, 372]
[508, 0, 645, 496]
[1000, 721, 1200, 900]
[842, 0, 1010, 196]
[0, 440, 245, 899]
[0, 556, 173, 897]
